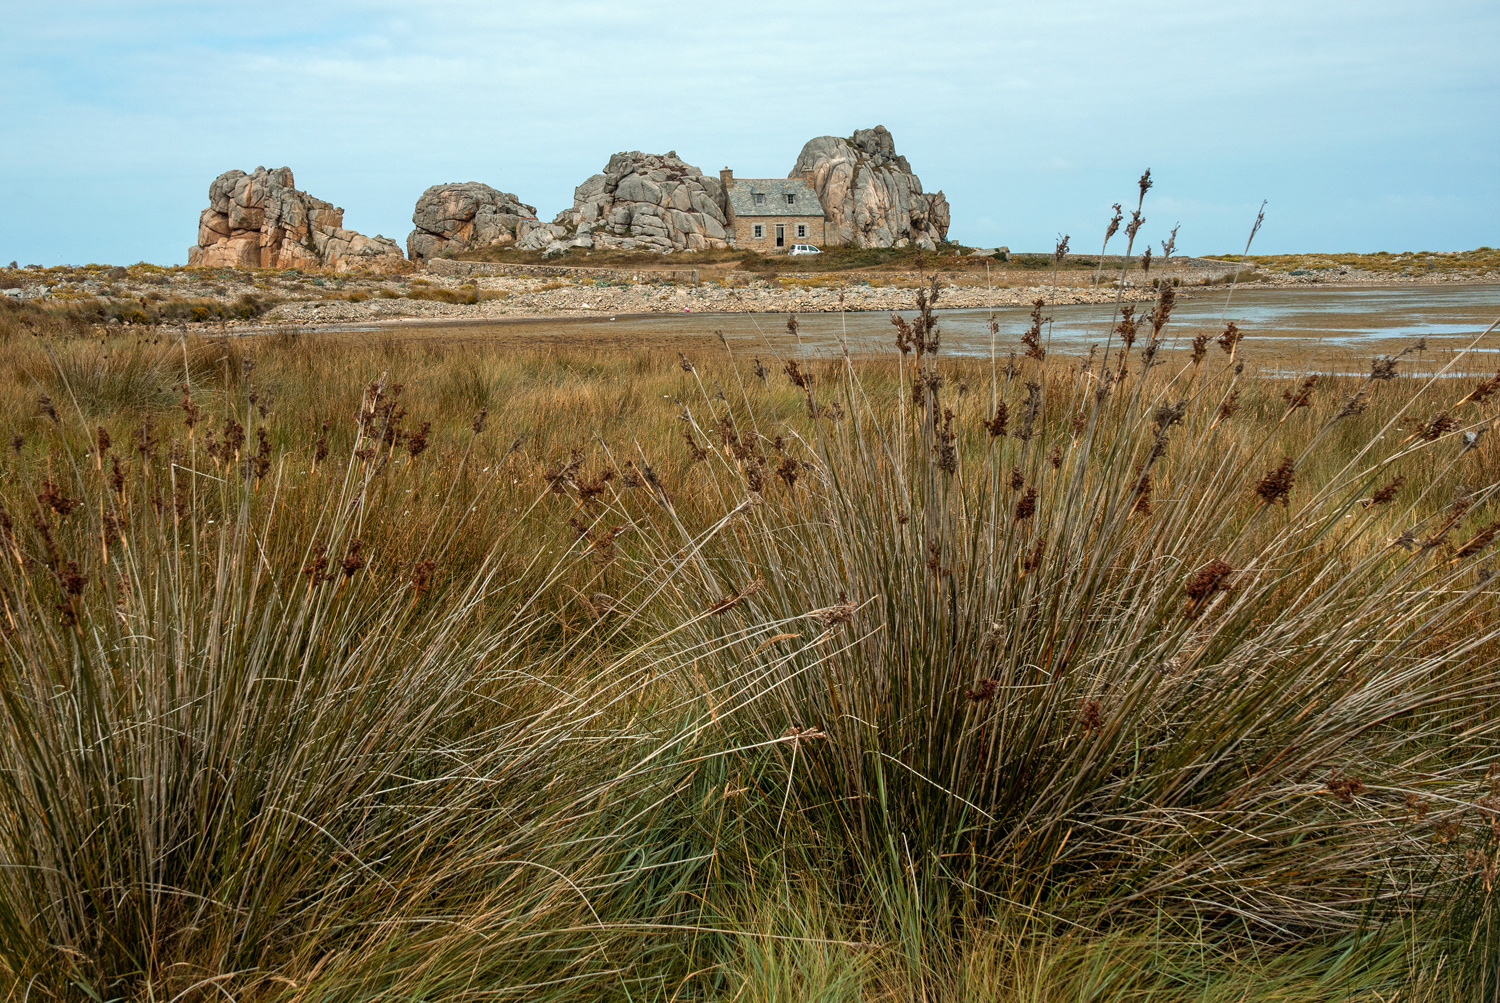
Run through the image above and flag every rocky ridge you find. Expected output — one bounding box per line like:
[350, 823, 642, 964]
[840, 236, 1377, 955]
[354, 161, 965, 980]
[790, 125, 949, 250]
[406, 183, 539, 263]
[189, 167, 406, 273]
[549, 151, 732, 254]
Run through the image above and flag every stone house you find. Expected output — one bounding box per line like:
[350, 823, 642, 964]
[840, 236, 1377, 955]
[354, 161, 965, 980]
[720, 170, 826, 252]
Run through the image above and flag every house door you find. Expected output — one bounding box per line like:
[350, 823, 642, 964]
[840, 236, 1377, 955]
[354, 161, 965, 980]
[775, 225, 785, 248]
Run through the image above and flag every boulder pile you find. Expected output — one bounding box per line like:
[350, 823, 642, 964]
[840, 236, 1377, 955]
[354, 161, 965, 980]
[550, 151, 732, 253]
[406, 182, 539, 263]
[188, 167, 405, 272]
[790, 126, 949, 249]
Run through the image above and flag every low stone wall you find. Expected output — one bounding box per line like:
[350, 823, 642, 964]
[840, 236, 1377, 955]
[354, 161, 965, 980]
[426, 259, 700, 283]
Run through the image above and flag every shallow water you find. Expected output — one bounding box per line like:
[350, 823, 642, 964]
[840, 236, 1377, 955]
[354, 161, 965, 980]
[628, 285, 1500, 358]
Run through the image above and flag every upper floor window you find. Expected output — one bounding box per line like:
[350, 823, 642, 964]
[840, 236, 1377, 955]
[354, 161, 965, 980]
[753, 193, 765, 205]
[786, 194, 795, 204]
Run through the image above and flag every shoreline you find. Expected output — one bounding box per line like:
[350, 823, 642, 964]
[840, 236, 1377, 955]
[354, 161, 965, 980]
[5, 256, 1496, 337]
[261, 274, 1500, 331]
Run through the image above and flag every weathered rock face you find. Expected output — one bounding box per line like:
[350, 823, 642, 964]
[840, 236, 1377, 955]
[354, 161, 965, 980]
[551, 151, 732, 253]
[188, 167, 406, 272]
[407, 183, 539, 263]
[790, 125, 950, 250]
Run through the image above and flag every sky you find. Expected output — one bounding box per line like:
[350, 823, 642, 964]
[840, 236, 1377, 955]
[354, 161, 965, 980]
[1, 1, 1496, 267]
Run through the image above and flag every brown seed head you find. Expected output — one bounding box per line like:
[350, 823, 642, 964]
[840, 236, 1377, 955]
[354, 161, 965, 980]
[1190, 332, 1209, 365]
[1022, 298, 1049, 361]
[339, 538, 366, 578]
[1254, 457, 1296, 507]
[1418, 411, 1458, 441]
[1367, 475, 1406, 506]
[60, 561, 87, 597]
[1325, 769, 1367, 804]
[407, 421, 430, 459]
[1131, 465, 1153, 516]
[1216, 388, 1242, 423]
[222, 418, 245, 457]
[1185, 559, 1236, 604]
[302, 544, 330, 584]
[1281, 374, 1319, 413]
[1216, 321, 1243, 354]
[1014, 486, 1037, 522]
[1160, 223, 1179, 263]
[966, 678, 998, 703]
[1115, 304, 1140, 351]
[38, 479, 81, 517]
[816, 591, 856, 628]
[1104, 203, 1124, 245]
[1335, 390, 1370, 419]
[776, 454, 799, 489]
[783, 359, 811, 390]
[1463, 370, 1500, 405]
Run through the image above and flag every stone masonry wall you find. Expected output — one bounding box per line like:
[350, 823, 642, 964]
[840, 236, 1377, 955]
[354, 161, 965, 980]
[730, 216, 828, 253]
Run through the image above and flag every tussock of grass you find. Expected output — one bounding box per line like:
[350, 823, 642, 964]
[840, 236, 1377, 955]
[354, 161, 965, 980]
[0, 281, 1498, 1000]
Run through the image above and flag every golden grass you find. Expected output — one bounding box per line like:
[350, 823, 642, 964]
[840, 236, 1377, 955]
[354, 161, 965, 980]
[2, 289, 1499, 1000]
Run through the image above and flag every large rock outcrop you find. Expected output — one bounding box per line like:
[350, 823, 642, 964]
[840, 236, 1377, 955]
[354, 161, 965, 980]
[550, 151, 732, 252]
[407, 182, 539, 263]
[790, 126, 949, 249]
[188, 166, 405, 272]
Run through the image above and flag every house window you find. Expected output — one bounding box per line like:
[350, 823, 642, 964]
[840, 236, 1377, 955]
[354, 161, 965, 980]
[753, 193, 764, 205]
[796, 224, 807, 238]
[752, 224, 764, 238]
[785, 193, 795, 205]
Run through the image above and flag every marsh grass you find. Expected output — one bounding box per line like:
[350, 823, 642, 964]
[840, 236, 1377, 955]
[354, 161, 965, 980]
[1, 279, 1499, 1000]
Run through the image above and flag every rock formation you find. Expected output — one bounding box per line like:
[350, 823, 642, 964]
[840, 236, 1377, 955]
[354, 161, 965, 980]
[407, 183, 539, 263]
[789, 126, 949, 249]
[188, 167, 405, 272]
[550, 151, 732, 253]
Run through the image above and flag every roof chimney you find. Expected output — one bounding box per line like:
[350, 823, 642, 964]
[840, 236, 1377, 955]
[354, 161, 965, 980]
[720, 167, 733, 188]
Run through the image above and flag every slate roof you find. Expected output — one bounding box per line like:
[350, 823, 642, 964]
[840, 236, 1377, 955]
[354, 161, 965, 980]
[726, 177, 823, 218]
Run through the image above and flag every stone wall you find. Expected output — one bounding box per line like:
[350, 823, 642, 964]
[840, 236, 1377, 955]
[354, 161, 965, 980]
[731, 216, 828, 253]
[427, 259, 700, 283]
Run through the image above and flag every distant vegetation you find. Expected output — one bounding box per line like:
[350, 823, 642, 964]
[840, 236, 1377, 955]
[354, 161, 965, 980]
[1210, 247, 1500, 278]
[0, 283, 1498, 1000]
[454, 240, 990, 274]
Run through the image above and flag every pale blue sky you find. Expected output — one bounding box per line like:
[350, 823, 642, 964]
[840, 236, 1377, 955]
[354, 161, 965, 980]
[1, 1, 1495, 266]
